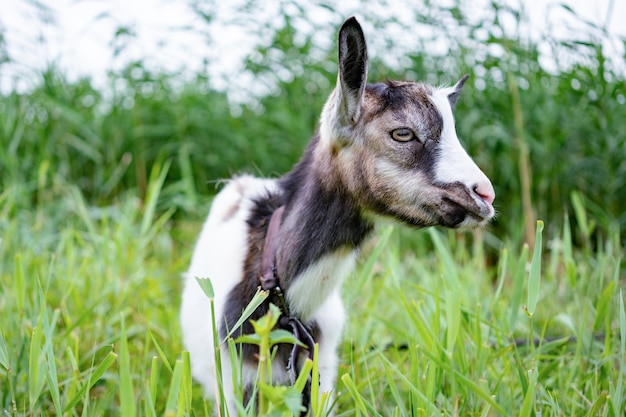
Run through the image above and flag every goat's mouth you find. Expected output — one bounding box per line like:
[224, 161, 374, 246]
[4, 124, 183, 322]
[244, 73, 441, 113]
[387, 196, 493, 230]
[437, 195, 494, 228]
[369, 184, 495, 229]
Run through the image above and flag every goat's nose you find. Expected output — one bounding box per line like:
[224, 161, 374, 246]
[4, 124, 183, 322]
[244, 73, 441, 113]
[473, 182, 495, 206]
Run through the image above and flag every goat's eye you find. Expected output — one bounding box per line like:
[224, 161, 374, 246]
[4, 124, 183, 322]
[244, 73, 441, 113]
[391, 128, 415, 142]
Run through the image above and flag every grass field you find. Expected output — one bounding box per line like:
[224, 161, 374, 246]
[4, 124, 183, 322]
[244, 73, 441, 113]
[1, 1, 625, 415]
[1, 164, 624, 416]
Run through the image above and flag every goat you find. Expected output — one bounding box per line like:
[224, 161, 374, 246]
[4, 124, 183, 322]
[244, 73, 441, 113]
[180, 16, 495, 415]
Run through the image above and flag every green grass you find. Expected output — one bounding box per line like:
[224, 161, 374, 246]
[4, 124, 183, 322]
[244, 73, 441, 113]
[339, 221, 625, 416]
[1, 2, 625, 414]
[0, 169, 623, 416]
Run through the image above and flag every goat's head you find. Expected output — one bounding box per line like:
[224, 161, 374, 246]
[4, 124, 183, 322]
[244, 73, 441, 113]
[318, 17, 495, 229]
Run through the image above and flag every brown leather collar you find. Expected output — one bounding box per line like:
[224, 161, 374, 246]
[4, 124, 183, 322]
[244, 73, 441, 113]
[258, 205, 316, 411]
[260, 205, 285, 292]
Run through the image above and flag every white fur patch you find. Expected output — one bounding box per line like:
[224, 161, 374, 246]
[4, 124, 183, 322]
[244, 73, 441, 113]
[310, 289, 346, 393]
[180, 175, 278, 412]
[286, 247, 357, 320]
[430, 89, 488, 187]
[430, 88, 495, 217]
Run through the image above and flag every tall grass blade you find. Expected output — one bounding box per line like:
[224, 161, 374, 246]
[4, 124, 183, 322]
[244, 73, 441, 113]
[196, 276, 228, 416]
[119, 316, 136, 417]
[586, 391, 608, 417]
[180, 351, 193, 413]
[619, 290, 626, 360]
[311, 344, 320, 417]
[381, 356, 409, 417]
[149, 331, 173, 374]
[194, 276, 231, 414]
[570, 191, 594, 247]
[195, 276, 215, 298]
[63, 351, 118, 412]
[445, 285, 461, 354]
[178, 143, 198, 205]
[45, 369, 62, 416]
[478, 379, 492, 417]
[69, 185, 98, 238]
[28, 277, 48, 411]
[506, 61, 535, 246]
[42, 308, 62, 416]
[64, 342, 81, 409]
[341, 373, 382, 417]
[519, 367, 537, 417]
[357, 225, 394, 283]
[526, 220, 544, 317]
[14, 254, 25, 313]
[144, 385, 157, 417]
[140, 159, 171, 238]
[493, 248, 508, 301]
[222, 288, 269, 342]
[415, 346, 506, 414]
[562, 214, 577, 286]
[376, 349, 440, 414]
[148, 356, 159, 412]
[228, 336, 245, 415]
[611, 290, 626, 415]
[165, 358, 183, 416]
[509, 243, 529, 329]
[28, 326, 46, 410]
[428, 228, 459, 288]
[293, 359, 313, 393]
[0, 330, 9, 371]
[593, 281, 616, 332]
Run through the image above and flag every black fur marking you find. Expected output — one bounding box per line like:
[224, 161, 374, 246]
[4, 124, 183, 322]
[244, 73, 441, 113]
[219, 136, 373, 377]
[339, 18, 368, 94]
[277, 137, 374, 284]
[412, 139, 441, 183]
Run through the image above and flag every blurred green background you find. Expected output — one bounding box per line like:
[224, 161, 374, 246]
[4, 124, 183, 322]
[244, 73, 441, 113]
[1, 0, 625, 247]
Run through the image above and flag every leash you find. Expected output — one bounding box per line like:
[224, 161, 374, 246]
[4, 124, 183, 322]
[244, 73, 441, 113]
[259, 205, 316, 413]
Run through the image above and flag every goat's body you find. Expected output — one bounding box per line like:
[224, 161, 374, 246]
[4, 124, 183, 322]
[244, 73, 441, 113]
[181, 172, 359, 413]
[181, 17, 496, 415]
[181, 176, 277, 405]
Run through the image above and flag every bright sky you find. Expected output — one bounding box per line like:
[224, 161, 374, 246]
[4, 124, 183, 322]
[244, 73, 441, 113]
[1, 0, 624, 94]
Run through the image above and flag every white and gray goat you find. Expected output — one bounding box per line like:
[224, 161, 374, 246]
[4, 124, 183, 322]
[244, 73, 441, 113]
[181, 16, 495, 415]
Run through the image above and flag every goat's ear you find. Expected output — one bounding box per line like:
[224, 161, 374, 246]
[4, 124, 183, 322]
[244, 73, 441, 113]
[336, 17, 368, 126]
[448, 74, 470, 109]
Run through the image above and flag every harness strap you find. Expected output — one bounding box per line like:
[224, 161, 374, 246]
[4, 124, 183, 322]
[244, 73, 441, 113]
[281, 316, 315, 412]
[260, 205, 285, 292]
[258, 205, 316, 415]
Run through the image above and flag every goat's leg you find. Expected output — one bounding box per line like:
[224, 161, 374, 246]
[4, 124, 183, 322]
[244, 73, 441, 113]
[311, 290, 346, 416]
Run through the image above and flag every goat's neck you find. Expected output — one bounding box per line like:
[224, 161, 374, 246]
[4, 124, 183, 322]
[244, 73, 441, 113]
[274, 141, 373, 319]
